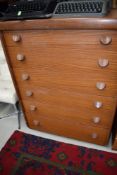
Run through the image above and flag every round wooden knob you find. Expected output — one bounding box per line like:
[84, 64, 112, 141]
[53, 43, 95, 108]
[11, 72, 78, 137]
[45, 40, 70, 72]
[22, 74, 30, 81]
[96, 82, 106, 90]
[94, 101, 103, 109]
[12, 34, 21, 42]
[30, 105, 37, 111]
[100, 36, 112, 45]
[26, 90, 33, 97]
[92, 117, 101, 124]
[91, 133, 98, 139]
[98, 58, 109, 68]
[33, 120, 40, 126]
[17, 54, 25, 61]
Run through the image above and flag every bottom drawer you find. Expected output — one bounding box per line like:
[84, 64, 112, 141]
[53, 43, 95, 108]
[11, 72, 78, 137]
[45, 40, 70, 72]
[25, 112, 110, 146]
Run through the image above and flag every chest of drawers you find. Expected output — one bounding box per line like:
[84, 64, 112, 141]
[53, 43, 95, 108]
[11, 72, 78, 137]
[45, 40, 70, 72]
[1, 12, 117, 145]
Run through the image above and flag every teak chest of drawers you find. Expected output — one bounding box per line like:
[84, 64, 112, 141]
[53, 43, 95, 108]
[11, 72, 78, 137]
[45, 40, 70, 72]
[0, 10, 117, 145]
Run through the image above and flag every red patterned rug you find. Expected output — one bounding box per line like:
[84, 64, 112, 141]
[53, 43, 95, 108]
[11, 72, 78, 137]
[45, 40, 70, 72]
[0, 131, 117, 175]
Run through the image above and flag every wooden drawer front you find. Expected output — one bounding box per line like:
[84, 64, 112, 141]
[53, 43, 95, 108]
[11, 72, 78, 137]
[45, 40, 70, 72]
[12, 67, 117, 97]
[5, 46, 117, 72]
[25, 111, 110, 145]
[20, 92, 116, 129]
[3, 30, 117, 50]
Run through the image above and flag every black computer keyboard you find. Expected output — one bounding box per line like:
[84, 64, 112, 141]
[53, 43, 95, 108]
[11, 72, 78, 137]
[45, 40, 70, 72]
[0, 0, 112, 21]
[7, 0, 45, 13]
[53, 0, 112, 17]
[3, 0, 53, 20]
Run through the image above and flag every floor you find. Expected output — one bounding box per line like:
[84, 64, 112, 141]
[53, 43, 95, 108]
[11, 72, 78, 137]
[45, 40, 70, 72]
[0, 112, 117, 154]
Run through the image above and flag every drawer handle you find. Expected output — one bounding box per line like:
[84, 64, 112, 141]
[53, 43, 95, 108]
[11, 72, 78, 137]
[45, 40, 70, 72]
[91, 133, 98, 139]
[17, 54, 25, 61]
[98, 58, 109, 68]
[33, 120, 40, 126]
[93, 117, 101, 124]
[94, 101, 103, 109]
[22, 74, 30, 81]
[100, 36, 112, 45]
[30, 105, 37, 111]
[96, 82, 106, 90]
[26, 90, 33, 97]
[12, 34, 21, 42]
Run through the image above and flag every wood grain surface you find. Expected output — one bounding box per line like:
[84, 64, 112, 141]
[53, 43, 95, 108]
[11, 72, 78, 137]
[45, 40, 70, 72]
[0, 10, 117, 31]
[25, 109, 110, 145]
[20, 93, 116, 129]
[3, 30, 117, 48]
[1, 11, 117, 145]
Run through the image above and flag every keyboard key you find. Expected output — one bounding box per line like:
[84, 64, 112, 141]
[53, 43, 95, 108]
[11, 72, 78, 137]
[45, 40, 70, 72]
[54, 1, 103, 14]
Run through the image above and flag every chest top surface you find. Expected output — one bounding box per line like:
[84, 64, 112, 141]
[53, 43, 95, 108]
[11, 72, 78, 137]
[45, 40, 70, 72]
[0, 9, 117, 31]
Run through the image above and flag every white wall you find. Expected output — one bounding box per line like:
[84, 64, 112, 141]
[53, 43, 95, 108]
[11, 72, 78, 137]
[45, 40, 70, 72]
[0, 41, 12, 81]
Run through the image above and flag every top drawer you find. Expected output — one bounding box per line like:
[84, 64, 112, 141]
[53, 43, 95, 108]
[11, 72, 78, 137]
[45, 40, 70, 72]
[3, 30, 117, 50]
